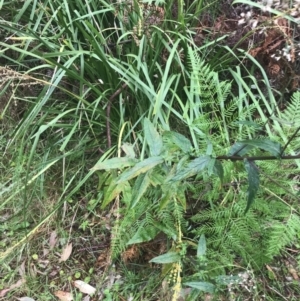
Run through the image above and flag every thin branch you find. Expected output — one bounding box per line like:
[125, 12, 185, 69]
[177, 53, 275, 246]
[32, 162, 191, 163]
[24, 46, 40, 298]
[216, 154, 300, 161]
[280, 126, 300, 156]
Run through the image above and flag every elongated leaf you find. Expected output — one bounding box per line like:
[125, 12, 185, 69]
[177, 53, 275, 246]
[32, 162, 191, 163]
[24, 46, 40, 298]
[184, 282, 215, 293]
[144, 118, 163, 156]
[149, 252, 181, 264]
[244, 159, 260, 213]
[213, 160, 224, 182]
[117, 156, 163, 184]
[101, 180, 129, 209]
[228, 142, 254, 156]
[151, 220, 177, 239]
[130, 172, 151, 208]
[121, 143, 136, 158]
[159, 183, 177, 210]
[122, 181, 132, 206]
[163, 131, 192, 153]
[228, 139, 282, 157]
[148, 171, 164, 186]
[127, 223, 159, 245]
[197, 234, 206, 257]
[206, 141, 213, 155]
[31, 109, 75, 138]
[244, 139, 282, 156]
[234, 120, 262, 129]
[97, 171, 111, 190]
[91, 157, 138, 171]
[59, 120, 80, 152]
[207, 158, 215, 176]
[169, 156, 211, 182]
[176, 184, 187, 211]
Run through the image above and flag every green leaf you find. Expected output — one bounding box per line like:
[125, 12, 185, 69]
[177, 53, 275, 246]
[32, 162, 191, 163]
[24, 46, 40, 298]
[244, 159, 260, 213]
[122, 181, 132, 206]
[245, 139, 282, 156]
[152, 220, 177, 239]
[228, 142, 254, 156]
[91, 157, 138, 171]
[97, 171, 110, 190]
[228, 139, 282, 157]
[159, 183, 177, 210]
[206, 141, 213, 155]
[117, 156, 163, 184]
[130, 172, 151, 208]
[184, 282, 215, 293]
[207, 158, 215, 176]
[169, 156, 211, 182]
[127, 222, 159, 245]
[213, 160, 224, 182]
[149, 251, 181, 264]
[144, 118, 163, 156]
[197, 234, 206, 257]
[163, 131, 192, 153]
[234, 120, 262, 129]
[121, 143, 136, 158]
[101, 180, 129, 209]
[176, 184, 187, 211]
[148, 172, 164, 186]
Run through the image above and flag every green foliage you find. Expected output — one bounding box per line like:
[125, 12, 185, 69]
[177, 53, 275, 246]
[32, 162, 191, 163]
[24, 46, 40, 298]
[191, 190, 299, 270]
[266, 213, 300, 259]
[96, 118, 191, 258]
[274, 91, 300, 154]
[243, 159, 260, 213]
[95, 44, 300, 299]
[280, 91, 300, 127]
[1, 0, 300, 299]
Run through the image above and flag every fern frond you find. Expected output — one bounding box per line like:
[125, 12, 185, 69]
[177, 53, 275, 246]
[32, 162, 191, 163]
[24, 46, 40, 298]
[266, 213, 300, 259]
[191, 193, 294, 269]
[280, 91, 300, 127]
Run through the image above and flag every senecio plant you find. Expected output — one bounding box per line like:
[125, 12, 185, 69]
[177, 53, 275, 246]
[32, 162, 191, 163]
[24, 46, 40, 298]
[93, 101, 300, 300]
[90, 42, 300, 298]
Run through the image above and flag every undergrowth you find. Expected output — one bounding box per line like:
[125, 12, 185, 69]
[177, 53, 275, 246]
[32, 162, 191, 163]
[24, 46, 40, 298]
[0, 0, 300, 300]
